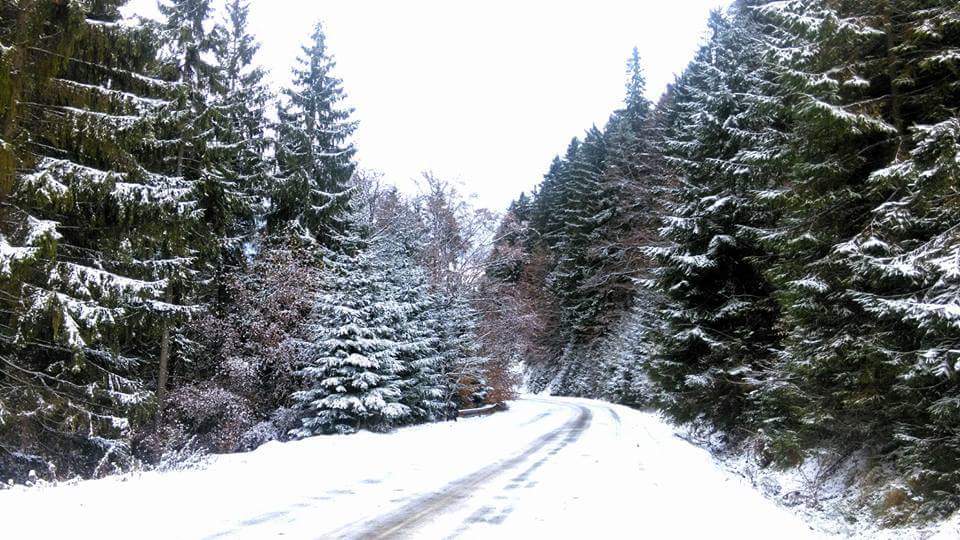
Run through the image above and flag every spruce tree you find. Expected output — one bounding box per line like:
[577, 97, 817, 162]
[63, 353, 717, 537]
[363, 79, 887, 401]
[204, 0, 272, 294]
[0, 1, 194, 479]
[270, 22, 357, 247]
[765, 0, 960, 504]
[291, 226, 409, 436]
[376, 241, 452, 423]
[576, 50, 659, 336]
[526, 53, 661, 347]
[761, 0, 915, 450]
[546, 126, 608, 339]
[435, 291, 491, 407]
[151, 0, 223, 416]
[531, 143, 578, 252]
[646, 4, 786, 430]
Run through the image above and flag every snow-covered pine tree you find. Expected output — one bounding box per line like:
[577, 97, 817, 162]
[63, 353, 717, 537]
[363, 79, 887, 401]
[575, 50, 660, 336]
[363, 193, 457, 422]
[150, 0, 225, 416]
[764, 0, 960, 505]
[0, 0, 195, 479]
[485, 194, 532, 283]
[531, 142, 579, 252]
[436, 291, 496, 407]
[374, 240, 452, 423]
[291, 224, 410, 436]
[859, 113, 960, 512]
[546, 126, 609, 340]
[646, 3, 787, 431]
[158, 0, 251, 301]
[761, 0, 912, 448]
[203, 0, 272, 297]
[270, 22, 357, 247]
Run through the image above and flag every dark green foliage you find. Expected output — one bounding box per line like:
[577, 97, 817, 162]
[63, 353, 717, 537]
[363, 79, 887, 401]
[0, 0, 194, 479]
[270, 22, 357, 247]
[0, 1, 484, 483]
[646, 5, 786, 431]
[488, 48, 665, 385]
[759, 0, 960, 511]
[486, 0, 960, 518]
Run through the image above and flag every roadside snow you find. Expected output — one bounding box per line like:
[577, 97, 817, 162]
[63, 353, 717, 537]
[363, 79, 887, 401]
[0, 397, 839, 538]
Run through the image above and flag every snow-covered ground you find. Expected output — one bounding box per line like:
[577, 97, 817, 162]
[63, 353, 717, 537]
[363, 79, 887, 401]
[0, 396, 887, 538]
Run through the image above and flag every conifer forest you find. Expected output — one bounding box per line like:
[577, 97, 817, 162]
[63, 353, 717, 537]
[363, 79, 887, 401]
[2, 0, 960, 537]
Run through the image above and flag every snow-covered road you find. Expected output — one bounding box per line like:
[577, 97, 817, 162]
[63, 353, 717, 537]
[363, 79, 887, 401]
[1, 396, 826, 539]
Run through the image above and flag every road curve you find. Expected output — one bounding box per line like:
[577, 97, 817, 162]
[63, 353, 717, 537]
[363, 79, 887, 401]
[0, 396, 824, 540]
[334, 402, 592, 539]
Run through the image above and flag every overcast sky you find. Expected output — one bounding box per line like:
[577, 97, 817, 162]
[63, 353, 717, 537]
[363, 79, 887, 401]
[125, 0, 727, 210]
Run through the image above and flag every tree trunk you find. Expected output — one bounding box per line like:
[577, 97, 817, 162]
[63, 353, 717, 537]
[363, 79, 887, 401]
[156, 289, 173, 419]
[882, 1, 906, 155]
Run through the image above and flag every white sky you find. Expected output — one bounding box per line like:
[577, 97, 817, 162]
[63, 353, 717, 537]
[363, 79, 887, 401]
[125, 0, 727, 210]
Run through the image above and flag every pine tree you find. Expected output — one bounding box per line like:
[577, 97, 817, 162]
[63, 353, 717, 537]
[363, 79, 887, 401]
[576, 50, 659, 335]
[150, 0, 225, 418]
[525, 53, 661, 346]
[270, 22, 356, 247]
[764, 0, 960, 504]
[646, 4, 786, 430]
[0, 1, 195, 479]
[291, 226, 409, 436]
[437, 290, 495, 407]
[546, 126, 609, 339]
[375, 240, 452, 423]
[203, 0, 272, 296]
[531, 143, 578, 252]
[760, 0, 914, 450]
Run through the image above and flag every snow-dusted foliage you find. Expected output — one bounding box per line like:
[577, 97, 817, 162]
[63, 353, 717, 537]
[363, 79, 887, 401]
[375, 241, 456, 423]
[646, 3, 787, 431]
[0, 1, 196, 481]
[137, 248, 314, 459]
[760, 0, 960, 512]
[269, 22, 356, 246]
[0, 0, 493, 484]
[485, 0, 960, 520]
[356, 172, 508, 409]
[198, 0, 273, 294]
[290, 228, 410, 436]
[550, 303, 656, 406]
[480, 48, 664, 403]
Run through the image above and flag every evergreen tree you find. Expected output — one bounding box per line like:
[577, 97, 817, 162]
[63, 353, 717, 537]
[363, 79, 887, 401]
[522, 53, 661, 348]
[158, 0, 262, 301]
[270, 22, 357, 246]
[764, 0, 960, 504]
[203, 0, 272, 295]
[760, 0, 916, 451]
[435, 291, 491, 407]
[531, 143, 578, 252]
[546, 126, 609, 339]
[376, 241, 452, 423]
[150, 0, 223, 417]
[646, 4, 786, 430]
[576, 50, 659, 335]
[291, 226, 409, 436]
[0, 0, 194, 479]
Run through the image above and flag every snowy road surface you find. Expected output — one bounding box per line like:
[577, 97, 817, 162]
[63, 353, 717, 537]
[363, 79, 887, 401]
[1, 396, 826, 539]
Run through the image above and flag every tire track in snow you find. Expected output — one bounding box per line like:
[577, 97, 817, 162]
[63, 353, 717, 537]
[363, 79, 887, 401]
[328, 402, 593, 539]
